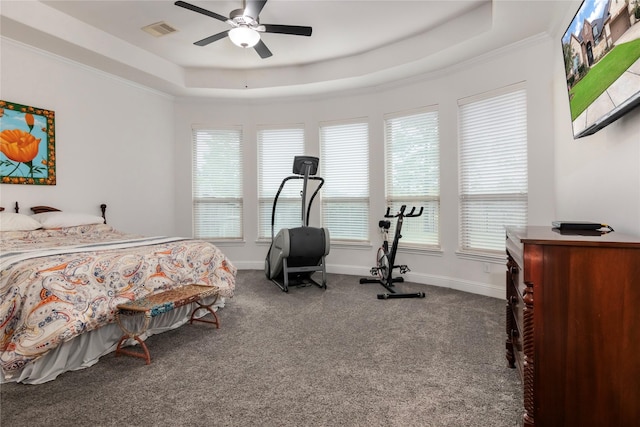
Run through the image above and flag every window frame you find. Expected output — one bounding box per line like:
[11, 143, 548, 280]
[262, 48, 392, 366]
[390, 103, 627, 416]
[191, 124, 244, 241]
[383, 106, 441, 250]
[319, 118, 370, 244]
[457, 83, 528, 257]
[256, 124, 306, 241]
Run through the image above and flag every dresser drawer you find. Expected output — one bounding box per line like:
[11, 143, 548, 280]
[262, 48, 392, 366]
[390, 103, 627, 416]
[506, 278, 524, 376]
[506, 256, 524, 334]
[507, 251, 526, 302]
[508, 286, 524, 340]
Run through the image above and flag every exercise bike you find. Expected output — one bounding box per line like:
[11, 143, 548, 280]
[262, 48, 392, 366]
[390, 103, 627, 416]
[360, 205, 426, 299]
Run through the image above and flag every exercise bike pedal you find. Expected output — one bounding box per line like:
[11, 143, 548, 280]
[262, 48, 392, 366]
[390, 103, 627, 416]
[398, 265, 410, 274]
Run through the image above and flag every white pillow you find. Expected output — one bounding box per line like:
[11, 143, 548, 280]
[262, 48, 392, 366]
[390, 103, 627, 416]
[32, 211, 104, 229]
[0, 212, 42, 231]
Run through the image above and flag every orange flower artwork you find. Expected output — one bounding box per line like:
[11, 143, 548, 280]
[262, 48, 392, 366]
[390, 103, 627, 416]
[0, 100, 56, 185]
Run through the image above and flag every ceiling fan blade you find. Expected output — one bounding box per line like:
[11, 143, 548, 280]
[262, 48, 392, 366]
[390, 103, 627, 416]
[262, 24, 312, 37]
[174, 1, 228, 22]
[244, 0, 268, 19]
[254, 39, 273, 58]
[194, 30, 230, 46]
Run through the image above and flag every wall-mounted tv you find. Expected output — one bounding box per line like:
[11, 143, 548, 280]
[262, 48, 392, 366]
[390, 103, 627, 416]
[561, 0, 640, 139]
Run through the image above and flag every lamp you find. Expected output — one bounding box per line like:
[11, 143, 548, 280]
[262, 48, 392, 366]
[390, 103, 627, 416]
[228, 26, 260, 48]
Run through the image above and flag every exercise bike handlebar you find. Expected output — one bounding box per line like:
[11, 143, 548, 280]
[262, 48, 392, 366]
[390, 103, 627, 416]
[384, 205, 424, 218]
[406, 206, 424, 217]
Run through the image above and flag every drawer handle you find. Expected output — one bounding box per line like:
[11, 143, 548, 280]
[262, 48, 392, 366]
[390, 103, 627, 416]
[510, 266, 518, 275]
[509, 295, 518, 305]
[510, 328, 519, 339]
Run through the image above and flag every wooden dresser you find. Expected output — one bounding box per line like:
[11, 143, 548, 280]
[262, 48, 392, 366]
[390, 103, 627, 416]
[505, 226, 640, 427]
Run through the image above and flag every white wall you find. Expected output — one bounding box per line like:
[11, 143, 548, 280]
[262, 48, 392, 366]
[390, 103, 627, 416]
[0, 39, 176, 236]
[174, 35, 559, 298]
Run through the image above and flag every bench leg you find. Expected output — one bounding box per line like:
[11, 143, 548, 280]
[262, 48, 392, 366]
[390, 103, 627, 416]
[115, 334, 152, 365]
[189, 294, 220, 328]
[115, 312, 153, 364]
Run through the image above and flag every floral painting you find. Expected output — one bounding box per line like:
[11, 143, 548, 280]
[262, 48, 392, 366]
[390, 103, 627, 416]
[0, 100, 56, 185]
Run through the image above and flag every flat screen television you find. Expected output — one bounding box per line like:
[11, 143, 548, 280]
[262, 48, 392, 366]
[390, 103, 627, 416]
[561, 0, 640, 139]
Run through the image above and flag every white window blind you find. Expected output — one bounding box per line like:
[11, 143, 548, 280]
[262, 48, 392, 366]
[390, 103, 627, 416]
[192, 126, 243, 239]
[320, 120, 369, 242]
[384, 108, 440, 248]
[257, 126, 305, 240]
[458, 85, 527, 254]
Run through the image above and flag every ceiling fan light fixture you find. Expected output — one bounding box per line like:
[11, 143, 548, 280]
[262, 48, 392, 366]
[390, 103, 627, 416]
[229, 26, 260, 48]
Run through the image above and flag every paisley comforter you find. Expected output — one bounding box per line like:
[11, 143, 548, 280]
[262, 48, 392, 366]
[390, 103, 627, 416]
[0, 224, 236, 379]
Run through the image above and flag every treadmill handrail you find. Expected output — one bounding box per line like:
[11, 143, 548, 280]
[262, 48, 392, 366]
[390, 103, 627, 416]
[270, 176, 325, 240]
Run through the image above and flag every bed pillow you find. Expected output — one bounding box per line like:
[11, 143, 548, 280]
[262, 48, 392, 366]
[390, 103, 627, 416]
[0, 212, 43, 231]
[32, 211, 104, 229]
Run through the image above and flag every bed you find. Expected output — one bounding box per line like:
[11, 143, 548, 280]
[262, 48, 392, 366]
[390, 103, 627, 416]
[0, 204, 236, 384]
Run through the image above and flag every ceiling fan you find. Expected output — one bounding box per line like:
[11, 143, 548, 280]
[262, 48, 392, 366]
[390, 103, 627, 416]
[174, 0, 312, 59]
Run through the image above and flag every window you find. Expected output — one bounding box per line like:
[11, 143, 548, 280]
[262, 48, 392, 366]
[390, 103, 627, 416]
[384, 108, 440, 248]
[319, 120, 369, 242]
[257, 125, 305, 240]
[458, 84, 527, 255]
[192, 126, 243, 239]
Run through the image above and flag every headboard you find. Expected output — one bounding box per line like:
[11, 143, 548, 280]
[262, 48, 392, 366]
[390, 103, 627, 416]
[31, 206, 61, 214]
[11, 202, 108, 223]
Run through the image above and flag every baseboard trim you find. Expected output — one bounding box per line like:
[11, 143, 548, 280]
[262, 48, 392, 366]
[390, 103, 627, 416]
[234, 261, 504, 299]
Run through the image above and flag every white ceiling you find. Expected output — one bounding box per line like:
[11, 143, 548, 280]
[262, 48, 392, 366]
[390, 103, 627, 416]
[1, 0, 580, 98]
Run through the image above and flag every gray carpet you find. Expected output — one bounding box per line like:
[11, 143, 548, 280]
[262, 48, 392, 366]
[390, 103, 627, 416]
[1, 270, 522, 426]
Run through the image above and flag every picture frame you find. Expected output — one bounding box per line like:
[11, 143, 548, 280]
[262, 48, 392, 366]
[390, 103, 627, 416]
[0, 100, 56, 185]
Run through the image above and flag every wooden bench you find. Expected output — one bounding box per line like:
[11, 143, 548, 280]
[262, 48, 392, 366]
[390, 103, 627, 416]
[115, 284, 220, 364]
